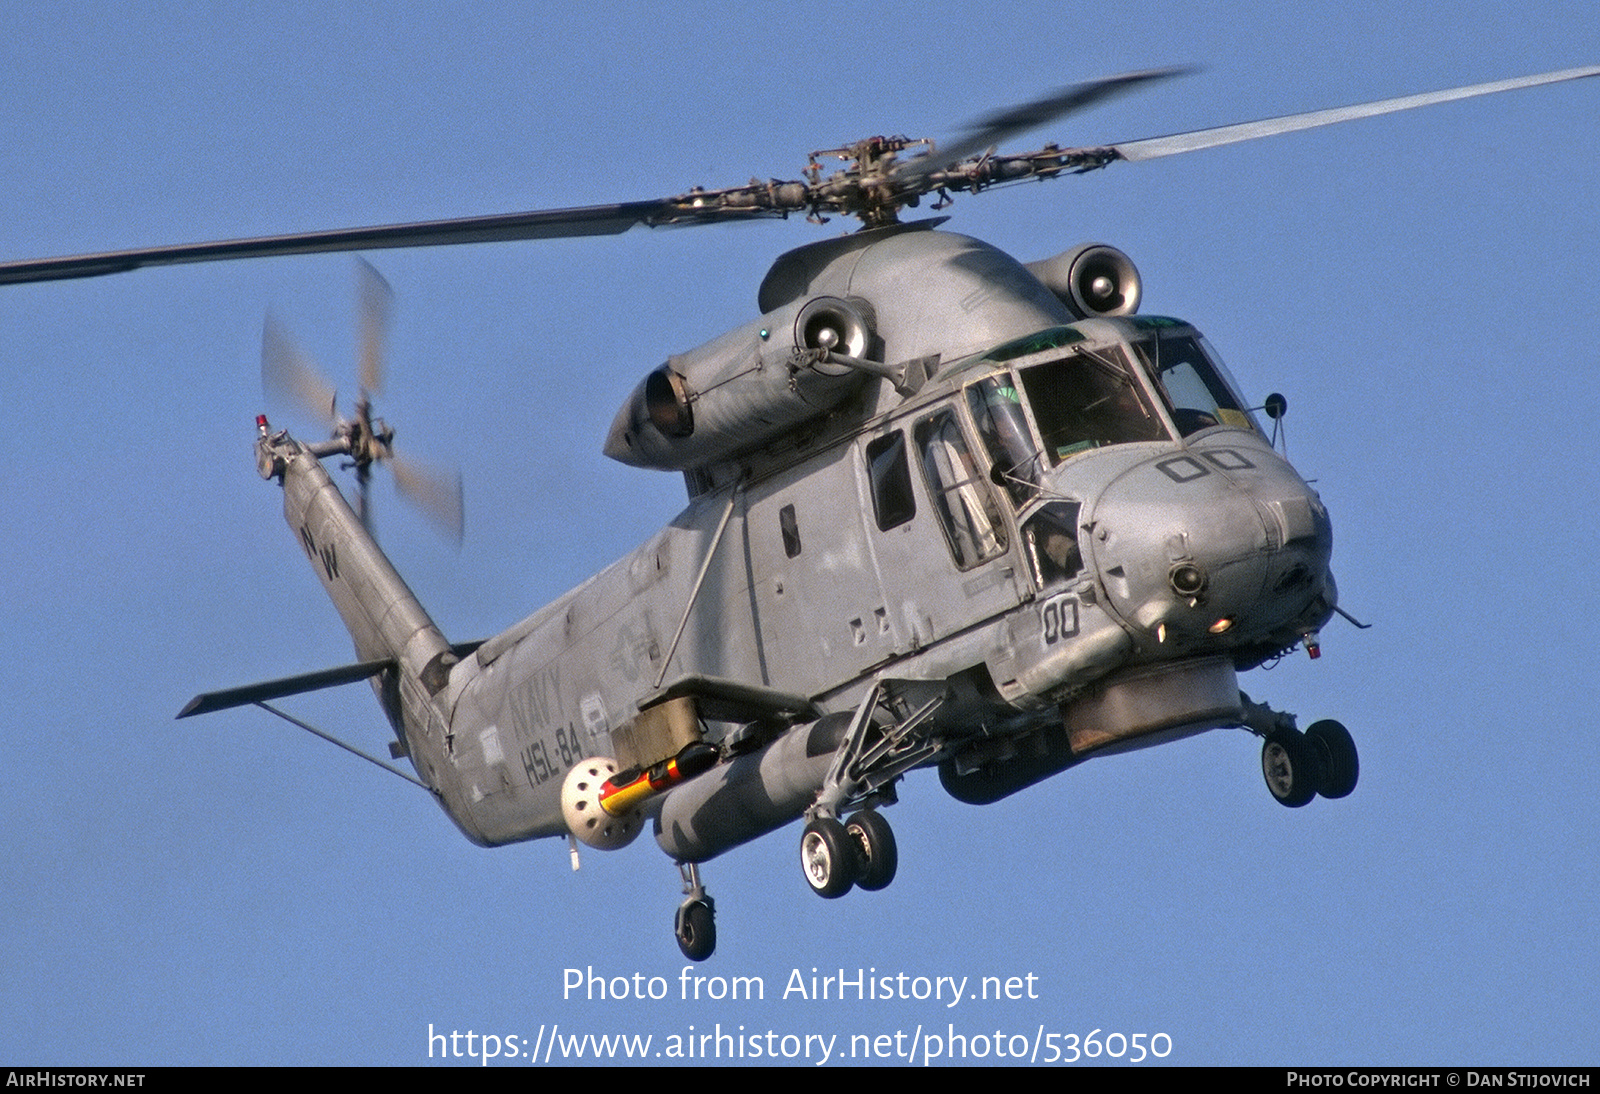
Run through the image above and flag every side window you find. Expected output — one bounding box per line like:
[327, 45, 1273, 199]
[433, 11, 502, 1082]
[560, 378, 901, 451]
[966, 375, 1039, 506]
[865, 431, 916, 531]
[779, 503, 802, 558]
[914, 409, 1007, 569]
[1022, 501, 1084, 588]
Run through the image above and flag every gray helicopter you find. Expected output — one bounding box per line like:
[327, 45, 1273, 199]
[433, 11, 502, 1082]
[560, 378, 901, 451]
[6, 65, 1595, 960]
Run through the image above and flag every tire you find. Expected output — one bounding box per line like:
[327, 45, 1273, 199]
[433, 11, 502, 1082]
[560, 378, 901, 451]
[1261, 727, 1323, 808]
[800, 817, 856, 898]
[1307, 720, 1359, 799]
[846, 810, 898, 892]
[675, 899, 716, 961]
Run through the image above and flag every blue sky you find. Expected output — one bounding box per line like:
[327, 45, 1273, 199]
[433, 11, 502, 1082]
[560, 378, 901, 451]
[3, 1, 1597, 1067]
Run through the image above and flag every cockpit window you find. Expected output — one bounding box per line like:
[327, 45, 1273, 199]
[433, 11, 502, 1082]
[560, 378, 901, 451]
[1022, 501, 1083, 588]
[1132, 333, 1261, 437]
[966, 376, 1039, 505]
[914, 409, 1007, 569]
[1017, 348, 1168, 464]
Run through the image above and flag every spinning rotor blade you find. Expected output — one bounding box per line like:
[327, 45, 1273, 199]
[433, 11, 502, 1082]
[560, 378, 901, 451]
[1107, 65, 1600, 162]
[356, 259, 392, 398]
[260, 261, 461, 544]
[390, 455, 464, 546]
[895, 66, 1193, 181]
[261, 314, 338, 427]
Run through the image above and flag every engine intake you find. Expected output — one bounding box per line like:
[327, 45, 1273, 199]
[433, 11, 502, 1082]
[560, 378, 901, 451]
[1026, 243, 1142, 318]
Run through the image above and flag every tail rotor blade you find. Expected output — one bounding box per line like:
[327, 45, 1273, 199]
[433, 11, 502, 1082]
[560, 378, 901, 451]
[262, 314, 338, 427]
[356, 461, 373, 533]
[357, 258, 393, 399]
[263, 259, 463, 547]
[391, 454, 465, 546]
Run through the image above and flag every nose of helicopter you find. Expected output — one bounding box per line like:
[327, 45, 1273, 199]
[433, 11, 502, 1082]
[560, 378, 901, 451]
[1081, 443, 1334, 656]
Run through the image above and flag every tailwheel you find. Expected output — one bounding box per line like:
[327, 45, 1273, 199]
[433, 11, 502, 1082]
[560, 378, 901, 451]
[1261, 727, 1324, 808]
[673, 861, 715, 960]
[1307, 719, 1359, 799]
[674, 898, 716, 962]
[846, 810, 898, 892]
[800, 816, 857, 898]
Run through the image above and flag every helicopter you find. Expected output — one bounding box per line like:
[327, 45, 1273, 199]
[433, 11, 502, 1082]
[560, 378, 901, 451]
[5, 64, 1595, 962]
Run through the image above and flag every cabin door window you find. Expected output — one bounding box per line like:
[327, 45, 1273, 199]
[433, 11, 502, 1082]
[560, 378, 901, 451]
[914, 409, 1007, 570]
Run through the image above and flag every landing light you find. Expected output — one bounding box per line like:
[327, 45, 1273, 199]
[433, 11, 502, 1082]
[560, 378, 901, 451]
[1208, 617, 1234, 634]
[1169, 562, 1207, 598]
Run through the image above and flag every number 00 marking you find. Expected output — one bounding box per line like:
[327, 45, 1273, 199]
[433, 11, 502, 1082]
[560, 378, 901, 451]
[1040, 594, 1079, 645]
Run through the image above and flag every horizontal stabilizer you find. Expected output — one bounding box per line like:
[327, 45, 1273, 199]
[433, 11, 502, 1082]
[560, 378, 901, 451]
[177, 658, 395, 719]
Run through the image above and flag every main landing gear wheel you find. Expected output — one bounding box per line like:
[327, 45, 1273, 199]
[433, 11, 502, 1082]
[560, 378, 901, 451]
[800, 816, 857, 898]
[846, 810, 898, 892]
[1307, 719, 1359, 799]
[1261, 727, 1325, 808]
[675, 899, 716, 962]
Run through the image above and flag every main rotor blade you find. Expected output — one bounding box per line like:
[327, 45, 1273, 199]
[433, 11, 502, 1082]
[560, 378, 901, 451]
[0, 200, 682, 286]
[261, 315, 338, 428]
[1109, 65, 1600, 162]
[900, 66, 1193, 180]
[7, 65, 1594, 287]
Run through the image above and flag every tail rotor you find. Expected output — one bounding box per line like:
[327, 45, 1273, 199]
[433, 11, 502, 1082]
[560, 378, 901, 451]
[261, 259, 463, 544]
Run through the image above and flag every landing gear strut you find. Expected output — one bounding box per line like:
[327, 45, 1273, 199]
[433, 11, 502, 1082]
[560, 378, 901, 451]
[795, 680, 932, 900]
[673, 862, 715, 961]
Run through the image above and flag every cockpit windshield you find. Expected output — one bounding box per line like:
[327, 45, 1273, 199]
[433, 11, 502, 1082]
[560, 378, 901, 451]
[958, 323, 1263, 509]
[962, 323, 1261, 490]
[1016, 345, 1168, 465]
[1128, 331, 1261, 438]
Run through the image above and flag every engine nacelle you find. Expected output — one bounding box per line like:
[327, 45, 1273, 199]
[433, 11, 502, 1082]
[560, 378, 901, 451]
[604, 295, 877, 472]
[561, 758, 644, 850]
[1026, 243, 1141, 318]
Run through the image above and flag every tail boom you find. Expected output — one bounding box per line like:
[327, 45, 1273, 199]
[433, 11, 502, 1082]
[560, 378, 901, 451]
[256, 421, 455, 713]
